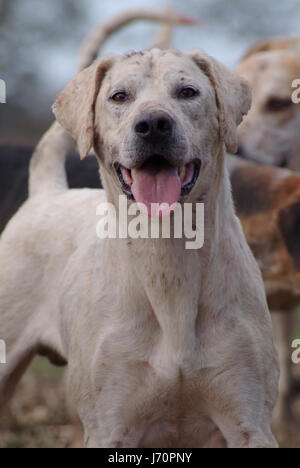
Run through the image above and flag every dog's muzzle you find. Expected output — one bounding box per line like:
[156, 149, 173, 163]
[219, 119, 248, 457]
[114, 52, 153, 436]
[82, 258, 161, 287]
[114, 155, 201, 217]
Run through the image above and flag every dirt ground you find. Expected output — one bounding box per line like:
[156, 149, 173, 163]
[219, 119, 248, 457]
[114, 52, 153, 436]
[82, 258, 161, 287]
[1, 334, 300, 448]
[0, 358, 83, 449]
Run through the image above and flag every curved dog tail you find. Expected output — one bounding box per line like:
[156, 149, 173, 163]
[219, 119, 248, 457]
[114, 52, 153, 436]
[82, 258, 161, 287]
[150, 22, 174, 51]
[79, 9, 197, 70]
[149, 5, 198, 51]
[29, 122, 73, 197]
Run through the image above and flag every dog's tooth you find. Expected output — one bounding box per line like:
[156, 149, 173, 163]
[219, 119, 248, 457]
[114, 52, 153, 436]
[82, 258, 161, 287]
[179, 166, 186, 181]
[131, 169, 136, 180]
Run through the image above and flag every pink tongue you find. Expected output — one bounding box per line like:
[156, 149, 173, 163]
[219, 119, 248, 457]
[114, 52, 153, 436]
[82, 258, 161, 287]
[131, 162, 181, 217]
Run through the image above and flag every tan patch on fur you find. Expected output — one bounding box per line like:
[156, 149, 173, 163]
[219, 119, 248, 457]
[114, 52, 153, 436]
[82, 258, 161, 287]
[232, 165, 300, 300]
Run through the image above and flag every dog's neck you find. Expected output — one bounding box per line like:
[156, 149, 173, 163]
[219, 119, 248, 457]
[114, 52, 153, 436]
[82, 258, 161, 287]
[97, 147, 236, 366]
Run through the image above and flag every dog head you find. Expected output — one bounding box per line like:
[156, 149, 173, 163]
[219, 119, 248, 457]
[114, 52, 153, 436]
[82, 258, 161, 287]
[236, 40, 300, 171]
[53, 49, 251, 216]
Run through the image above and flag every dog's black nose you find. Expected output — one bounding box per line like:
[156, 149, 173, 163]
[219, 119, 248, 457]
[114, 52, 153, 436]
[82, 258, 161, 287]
[134, 111, 174, 142]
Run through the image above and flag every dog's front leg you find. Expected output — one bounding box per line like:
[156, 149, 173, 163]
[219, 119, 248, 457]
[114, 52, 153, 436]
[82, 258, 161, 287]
[80, 417, 142, 449]
[84, 434, 140, 449]
[205, 363, 279, 448]
[206, 369, 278, 447]
[203, 337, 279, 448]
[212, 413, 278, 448]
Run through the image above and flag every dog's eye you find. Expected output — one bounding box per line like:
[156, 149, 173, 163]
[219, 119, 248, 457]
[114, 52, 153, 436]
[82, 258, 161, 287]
[111, 92, 128, 103]
[266, 97, 293, 112]
[178, 87, 199, 99]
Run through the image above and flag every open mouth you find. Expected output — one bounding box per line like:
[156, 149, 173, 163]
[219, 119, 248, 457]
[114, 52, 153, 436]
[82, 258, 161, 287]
[114, 155, 201, 217]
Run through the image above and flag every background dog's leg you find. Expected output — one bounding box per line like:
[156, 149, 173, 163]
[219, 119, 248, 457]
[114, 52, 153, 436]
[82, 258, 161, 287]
[79, 9, 196, 70]
[0, 238, 66, 412]
[0, 348, 36, 411]
[0, 264, 40, 411]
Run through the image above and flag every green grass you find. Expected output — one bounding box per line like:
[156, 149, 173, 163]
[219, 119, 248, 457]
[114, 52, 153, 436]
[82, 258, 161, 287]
[29, 357, 65, 381]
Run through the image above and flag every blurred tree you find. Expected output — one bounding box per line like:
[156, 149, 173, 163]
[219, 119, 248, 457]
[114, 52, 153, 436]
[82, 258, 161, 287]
[0, 0, 88, 106]
[0, 0, 90, 141]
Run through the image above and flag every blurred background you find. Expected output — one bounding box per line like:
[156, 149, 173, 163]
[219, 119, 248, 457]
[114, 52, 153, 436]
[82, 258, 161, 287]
[1, 0, 300, 144]
[1, 0, 300, 448]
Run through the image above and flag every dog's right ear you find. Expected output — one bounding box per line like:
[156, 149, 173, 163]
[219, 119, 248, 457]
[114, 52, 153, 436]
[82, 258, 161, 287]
[278, 201, 300, 271]
[190, 50, 252, 154]
[53, 56, 116, 160]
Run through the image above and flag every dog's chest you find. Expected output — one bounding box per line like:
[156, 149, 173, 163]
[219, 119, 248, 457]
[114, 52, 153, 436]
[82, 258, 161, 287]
[84, 241, 218, 446]
[130, 240, 204, 365]
[94, 303, 219, 447]
[94, 344, 219, 447]
[137, 375, 218, 448]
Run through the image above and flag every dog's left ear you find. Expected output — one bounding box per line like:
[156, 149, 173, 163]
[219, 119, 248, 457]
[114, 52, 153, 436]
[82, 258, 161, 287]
[189, 50, 252, 153]
[278, 201, 300, 271]
[53, 56, 116, 159]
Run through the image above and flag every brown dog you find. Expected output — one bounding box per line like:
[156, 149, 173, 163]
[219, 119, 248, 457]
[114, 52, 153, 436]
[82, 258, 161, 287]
[232, 37, 300, 441]
[227, 154, 300, 439]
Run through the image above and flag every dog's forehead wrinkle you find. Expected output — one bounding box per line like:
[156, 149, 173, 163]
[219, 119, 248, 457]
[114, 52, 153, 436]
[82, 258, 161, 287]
[105, 51, 215, 98]
[123, 50, 144, 59]
[106, 53, 211, 98]
[108, 54, 154, 85]
[119, 48, 187, 72]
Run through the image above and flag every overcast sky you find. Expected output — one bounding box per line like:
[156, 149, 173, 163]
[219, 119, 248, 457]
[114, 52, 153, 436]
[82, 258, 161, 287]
[1, 0, 300, 141]
[8, 0, 300, 96]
